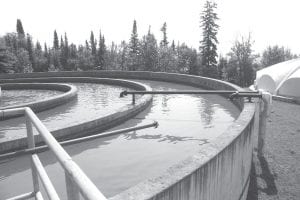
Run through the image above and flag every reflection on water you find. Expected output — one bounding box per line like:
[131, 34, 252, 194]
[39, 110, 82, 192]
[124, 131, 209, 144]
[0, 83, 132, 141]
[0, 80, 240, 199]
[0, 89, 63, 107]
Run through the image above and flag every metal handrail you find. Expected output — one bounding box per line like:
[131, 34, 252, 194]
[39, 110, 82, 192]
[3, 107, 108, 200]
[0, 107, 25, 120]
[6, 192, 35, 200]
[27, 107, 107, 200]
[32, 154, 60, 200]
[0, 121, 158, 160]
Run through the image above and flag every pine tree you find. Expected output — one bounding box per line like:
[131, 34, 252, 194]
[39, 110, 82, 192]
[199, 1, 219, 78]
[64, 33, 69, 59]
[89, 31, 98, 68]
[97, 32, 106, 70]
[90, 31, 97, 56]
[85, 40, 90, 50]
[36, 41, 42, 51]
[141, 27, 158, 71]
[130, 20, 138, 53]
[16, 19, 25, 38]
[60, 36, 64, 49]
[53, 30, 59, 50]
[62, 33, 72, 70]
[171, 40, 176, 51]
[44, 43, 50, 69]
[160, 22, 168, 47]
[26, 34, 35, 70]
[128, 20, 140, 71]
[15, 19, 27, 49]
[51, 31, 61, 70]
[60, 35, 69, 70]
[44, 43, 48, 57]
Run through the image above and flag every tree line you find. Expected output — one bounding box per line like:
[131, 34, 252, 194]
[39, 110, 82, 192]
[0, 1, 298, 87]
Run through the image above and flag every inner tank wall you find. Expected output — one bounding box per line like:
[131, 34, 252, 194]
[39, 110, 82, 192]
[0, 71, 256, 200]
[0, 83, 77, 118]
[0, 71, 245, 109]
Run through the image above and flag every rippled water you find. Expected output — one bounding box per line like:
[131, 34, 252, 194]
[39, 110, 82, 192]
[0, 83, 132, 141]
[0, 80, 240, 199]
[0, 89, 63, 108]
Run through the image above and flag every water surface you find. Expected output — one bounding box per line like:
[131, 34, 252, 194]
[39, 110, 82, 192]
[0, 89, 63, 108]
[0, 83, 131, 141]
[0, 80, 240, 199]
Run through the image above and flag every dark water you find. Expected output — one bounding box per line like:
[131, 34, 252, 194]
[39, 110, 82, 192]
[0, 80, 240, 199]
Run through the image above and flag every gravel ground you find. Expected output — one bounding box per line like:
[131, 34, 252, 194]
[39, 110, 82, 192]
[247, 100, 300, 200]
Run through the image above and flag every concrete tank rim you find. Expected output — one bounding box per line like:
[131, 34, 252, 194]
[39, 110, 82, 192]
[94, 72, 255, 200]
[0, 71, 256, 199]
[0, 77, 152, 153]
[0, 83, 78, 118]
[109, 100, 256, 200]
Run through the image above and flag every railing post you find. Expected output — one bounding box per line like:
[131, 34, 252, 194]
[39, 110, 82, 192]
[258, 92, 272, 156]
[65, 173, 80, 200]
[25, 109, 40, 200]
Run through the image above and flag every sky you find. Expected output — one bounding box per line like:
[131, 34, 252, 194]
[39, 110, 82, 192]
[0, 0, 299, 55]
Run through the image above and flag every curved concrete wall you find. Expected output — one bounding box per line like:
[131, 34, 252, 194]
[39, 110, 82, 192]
[0, 71, 256, 200]
[0, 77, 152, 153]
[0, 83, 77, 119]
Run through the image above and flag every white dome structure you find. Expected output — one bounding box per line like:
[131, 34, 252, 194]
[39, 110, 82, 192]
[256, 58, 300, 98]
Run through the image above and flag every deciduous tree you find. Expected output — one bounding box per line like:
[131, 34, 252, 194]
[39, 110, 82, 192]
[227, 35, 257, 87]
[261, 45, 297, 68]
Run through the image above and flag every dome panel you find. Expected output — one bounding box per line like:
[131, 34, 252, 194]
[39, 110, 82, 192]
[256, 58, 300, 97]
[277, 68, 300, 97]
[257, 74, 276, 94]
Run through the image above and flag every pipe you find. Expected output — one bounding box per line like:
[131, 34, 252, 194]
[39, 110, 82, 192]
[0, 121, 159, 160]
[120, 90, 259, 97]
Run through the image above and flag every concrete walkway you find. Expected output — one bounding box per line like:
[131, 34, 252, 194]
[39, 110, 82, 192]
[247, 100, 300, 200]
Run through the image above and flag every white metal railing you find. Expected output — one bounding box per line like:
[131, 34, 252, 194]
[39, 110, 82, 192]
[3, 107, 107, 200]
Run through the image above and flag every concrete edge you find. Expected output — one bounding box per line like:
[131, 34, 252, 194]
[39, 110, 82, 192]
[0, 83, 78, 119]
[110, 103, 255, 200]
[0, 77, 152, 153]
[0, 71, 256, 200]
